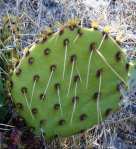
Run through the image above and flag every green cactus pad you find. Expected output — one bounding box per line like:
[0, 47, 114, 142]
[11, 26, 129, 139]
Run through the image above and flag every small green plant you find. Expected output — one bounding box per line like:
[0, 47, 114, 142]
[0, 15, 21, 50]
[11, 21, 130, 139]
[0, 57, 8, 122]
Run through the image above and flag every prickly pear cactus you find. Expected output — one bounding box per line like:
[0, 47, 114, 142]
[11, 24, 129, 139]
